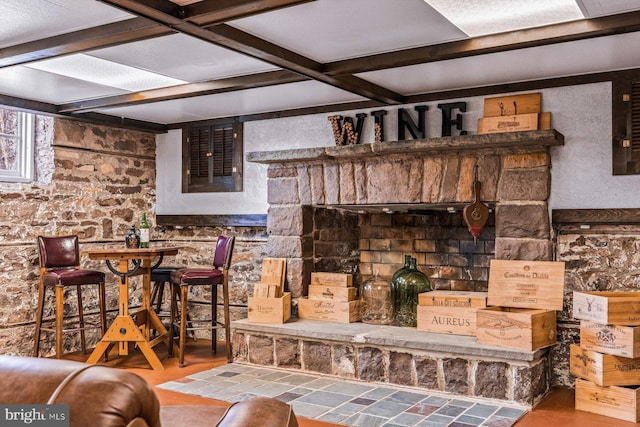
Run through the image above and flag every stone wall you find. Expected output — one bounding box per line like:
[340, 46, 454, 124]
[0, 115, 266, 357]
[552, 223, 640, 387]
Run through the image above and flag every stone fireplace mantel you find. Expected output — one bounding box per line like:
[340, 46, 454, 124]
[247, 129, 563, 164]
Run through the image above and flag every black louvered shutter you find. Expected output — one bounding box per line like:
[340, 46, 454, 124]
[631, 81, 640, 162]
[613, 78, 640, 175]
[185, 122, 242, 192]
[189, 126, 210, 180]
[212, 125, 234, 177]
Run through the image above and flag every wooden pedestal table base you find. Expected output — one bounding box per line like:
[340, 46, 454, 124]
[84, 247, 181, 371]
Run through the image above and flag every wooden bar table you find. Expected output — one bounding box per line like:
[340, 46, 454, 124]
[83, 246, 181, 370]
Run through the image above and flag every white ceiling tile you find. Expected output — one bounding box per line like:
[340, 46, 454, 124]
[97, 80, 365, 124]
[0, 66, 127, 104]
[87, 34, 279, 82]
[577, 0, 640, 17]
[228, 0, 466, 62]
[0, 0, 132, 49]
[426, 0, 583, 36]
[25, 54, 187, 91]
[358, 32, 640, 95]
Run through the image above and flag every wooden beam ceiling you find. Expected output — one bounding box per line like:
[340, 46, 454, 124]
[97, 0, 405, 104]
[2, 0, 640, 132]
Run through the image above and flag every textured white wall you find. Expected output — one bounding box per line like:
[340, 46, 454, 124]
[156, 82, 640, 215]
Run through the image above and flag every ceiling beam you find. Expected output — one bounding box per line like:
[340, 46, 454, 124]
[57, 70, 306, 113]
[324, 10, 640, 76]
[0, 18, 172, 68]
[0, 0, 311, 69]
[183, 0, 316, 25]
[0, 93, 166, 133]
[96, 0, 405, 104]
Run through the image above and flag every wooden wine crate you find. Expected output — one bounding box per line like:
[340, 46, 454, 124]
[417, 305, 476, 336]
[487, 260, 565, 310]
[539, 111, 551, 130]
[580, 320, 640, 358]
[477, 113, 539, 135]
[418, 291, 488, 308]
[254, 283, 283, 298]
[483, 92, 542, 117]
[310, 272, 353, 287]
[298, 297, 361, 323]
[570, 344, 640, 386]
[476, 307, 557, 350]
[575, 378, 640, 423]
[247, 292, 291, 324]
[260, 258, 286, 287]
[573, 291, 640, 326]
[416, 291, 488, 336]
[308, 285, 357, 302]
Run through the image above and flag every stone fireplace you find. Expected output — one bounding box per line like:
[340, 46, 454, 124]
[251, 129, 563, 299]
[232, 130, 564, 406]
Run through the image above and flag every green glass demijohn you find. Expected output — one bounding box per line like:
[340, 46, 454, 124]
[392, 255, 412, 283]
[392, 257, 431, 327]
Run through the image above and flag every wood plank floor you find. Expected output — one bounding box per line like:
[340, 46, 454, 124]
[62, 340, 637, 427]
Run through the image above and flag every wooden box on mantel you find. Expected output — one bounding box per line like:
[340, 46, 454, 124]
[477, 113, 539, 135]
[247, 292, 291, 324]
[476, 307, 557, 351]
[416, 291, 488, 336]
[297, 298, 361, 323]
[488, 260, 565, 310]
[573, 291, 640, 326]
[579, 320, 640, 358]
[570, 344, 640, 386]
[575, 378, 640, 423]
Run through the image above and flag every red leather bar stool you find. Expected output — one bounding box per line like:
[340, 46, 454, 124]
[33, 235, 107, 358]
[170, 235, 235, 367]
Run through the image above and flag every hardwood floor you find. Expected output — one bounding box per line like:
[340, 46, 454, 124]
[63, 340, 637, 427]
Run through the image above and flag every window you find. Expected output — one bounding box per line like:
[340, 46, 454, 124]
[0, 109, 34, 183]
[182, 121, 243, 193]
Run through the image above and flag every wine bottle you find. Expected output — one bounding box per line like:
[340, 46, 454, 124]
[139, 212, 150, 248]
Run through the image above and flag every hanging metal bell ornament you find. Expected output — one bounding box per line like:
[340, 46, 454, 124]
[462, 180, 490, 244]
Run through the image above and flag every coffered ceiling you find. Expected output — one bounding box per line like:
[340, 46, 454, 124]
[1, 0, 640, 132]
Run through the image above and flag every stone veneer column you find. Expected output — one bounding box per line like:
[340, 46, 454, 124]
[265, 164, 313, 299]
[495, 152, 552, 261]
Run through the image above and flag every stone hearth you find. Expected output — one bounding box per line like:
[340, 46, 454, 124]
[231, 318, 550, 407]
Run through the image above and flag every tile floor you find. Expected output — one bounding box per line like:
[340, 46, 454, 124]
[158, 364, 528, 427]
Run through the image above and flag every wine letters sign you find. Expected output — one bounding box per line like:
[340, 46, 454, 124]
[328, 102, 467, 146]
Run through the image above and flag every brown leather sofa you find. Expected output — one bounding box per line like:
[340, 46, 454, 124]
[0, 356, 298, 427]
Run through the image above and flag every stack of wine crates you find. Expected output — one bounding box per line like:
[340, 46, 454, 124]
[474, 260, 565, 351]
[571, 291, 640, 422]
[298, 272, 361, 323]
[247, 258, 291, 324]
[417, 259, 565, 351]
[477, 92, 551, 135]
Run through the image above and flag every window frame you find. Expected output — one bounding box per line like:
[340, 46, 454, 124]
[181, 120, 243, 193]
[0, 110, 34, 183]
